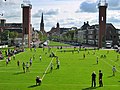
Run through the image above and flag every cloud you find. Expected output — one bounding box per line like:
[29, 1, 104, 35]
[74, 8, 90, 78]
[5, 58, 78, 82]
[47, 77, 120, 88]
[58, 18, 82, 28]
[76, 1, 97, 13]
[108, 0, 120, 10]
[108, 17, 120, 23]
[33, 9, 59, 18]
[5, 10, 21, 18]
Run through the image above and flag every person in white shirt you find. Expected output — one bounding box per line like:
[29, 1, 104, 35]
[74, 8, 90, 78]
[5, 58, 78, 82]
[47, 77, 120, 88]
[39, 55, 42, 61]
[112, 66, 116, 76]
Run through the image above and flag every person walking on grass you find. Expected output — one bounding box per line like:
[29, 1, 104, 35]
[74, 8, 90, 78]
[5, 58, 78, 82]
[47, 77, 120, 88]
[50, 62, 53, 72]
[22, 62, 25, 73]
[99, 70, 103, 87]
[30, 57, 32, 66]
[112, 66, 116, 76]
[26, 62, 29, 72]
[91, 71, 96, 87]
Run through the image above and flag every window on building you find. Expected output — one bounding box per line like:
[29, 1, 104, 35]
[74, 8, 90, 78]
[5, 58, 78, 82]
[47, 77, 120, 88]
[102, 16, 104, 21]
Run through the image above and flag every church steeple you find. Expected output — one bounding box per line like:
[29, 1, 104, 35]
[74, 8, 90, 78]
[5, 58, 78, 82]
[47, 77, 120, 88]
[41, 13, 44, 24]
[40, 13, 46, 35]
[40, 13, 44, 30]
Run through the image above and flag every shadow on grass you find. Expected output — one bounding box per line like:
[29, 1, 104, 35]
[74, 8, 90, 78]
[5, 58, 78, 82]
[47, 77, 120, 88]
[115, 60, 119, 62]
[107, 75, 114, 78]
[93, 63, 98, 65]
[13, 72, 25, 75]
[28, 85, 40, 88]
[79, 58, 84, 60]
[82, 86, 99, 90]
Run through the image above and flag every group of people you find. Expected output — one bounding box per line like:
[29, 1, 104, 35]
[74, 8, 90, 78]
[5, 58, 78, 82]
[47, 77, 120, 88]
[16, 57, 33, 73]
[91, 70, 103, 87]
[92, 66, 117, 88]
[50, 56, 60, 72]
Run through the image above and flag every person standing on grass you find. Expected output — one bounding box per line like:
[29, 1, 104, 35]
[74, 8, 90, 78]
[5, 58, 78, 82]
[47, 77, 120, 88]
[112, 66, 116, 76]
[30, 57, 32, 66]
[39, 55, 42, 61]
[6, 58, 8, 66]
[99, 70, 103, 87]
[91, 71, 96, 87]
[50, 62, 53, 72]
[83, 53, 85, 59]
[56, 56, 59, 64]
[13, 54, 15, 60]
[22, 62, 25, 73]
[96, 56, 98, 64]
[17, 60, 20, 67]
[26, 62, 29, 72]
[57, 60, 60, 69]
[8, 56, 11, 62]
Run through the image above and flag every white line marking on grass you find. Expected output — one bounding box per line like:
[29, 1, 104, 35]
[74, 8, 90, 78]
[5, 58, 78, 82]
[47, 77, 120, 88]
[109, 59, 120, 66]
[41, 57, 54, 81]
[0, 60, 4, 62]
[95, 52, 120, 73]
[101, 59, 120, 73]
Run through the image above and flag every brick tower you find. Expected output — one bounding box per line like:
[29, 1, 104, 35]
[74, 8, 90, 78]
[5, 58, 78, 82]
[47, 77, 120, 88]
[98, 0, 108, 48]
[21, 0, 32, 48]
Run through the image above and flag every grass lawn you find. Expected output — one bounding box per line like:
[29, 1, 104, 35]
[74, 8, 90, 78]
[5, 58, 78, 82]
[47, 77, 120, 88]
[49, 41, 71, 46]
[0, 47, 120, 90]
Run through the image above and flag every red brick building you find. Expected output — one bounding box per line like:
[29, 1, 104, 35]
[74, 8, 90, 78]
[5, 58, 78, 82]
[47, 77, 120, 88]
[98, 0, 108, 48]
[21, 2, 32, 48]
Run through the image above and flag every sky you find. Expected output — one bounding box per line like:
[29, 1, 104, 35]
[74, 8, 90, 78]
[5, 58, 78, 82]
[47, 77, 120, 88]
[0, 0, 120, 32]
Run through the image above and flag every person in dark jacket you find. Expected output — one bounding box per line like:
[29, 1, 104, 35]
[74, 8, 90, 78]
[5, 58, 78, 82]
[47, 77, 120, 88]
[99, 70, 103, 87]
[91, 71, 96, 87]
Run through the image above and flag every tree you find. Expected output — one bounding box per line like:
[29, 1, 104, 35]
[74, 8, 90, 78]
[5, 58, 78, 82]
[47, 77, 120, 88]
[9, 31, 18, 45]
[38, 31, 47, 41]
[0, 30, 9, 43]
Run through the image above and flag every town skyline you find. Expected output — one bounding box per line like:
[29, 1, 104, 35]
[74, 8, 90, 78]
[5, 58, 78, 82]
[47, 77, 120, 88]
[0, 0, 120, 31]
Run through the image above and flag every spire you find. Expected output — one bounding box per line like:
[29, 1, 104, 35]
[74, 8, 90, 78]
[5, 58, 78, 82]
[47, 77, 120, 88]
[41, 13, 44, 23]
[40, 12, 45, 33]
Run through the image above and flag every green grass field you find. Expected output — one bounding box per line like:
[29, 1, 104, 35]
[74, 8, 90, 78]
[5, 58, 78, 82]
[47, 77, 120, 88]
[49, 41, 71, 46]
[0, 47, 120, 90]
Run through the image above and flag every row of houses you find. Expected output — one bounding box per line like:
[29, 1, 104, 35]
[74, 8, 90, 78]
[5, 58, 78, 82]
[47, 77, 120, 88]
[0, 18, 120, 47]
[48, 21, 120, 46]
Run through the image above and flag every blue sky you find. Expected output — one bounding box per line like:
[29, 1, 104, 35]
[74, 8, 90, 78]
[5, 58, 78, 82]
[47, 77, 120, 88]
[0, 0, 120, 31]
